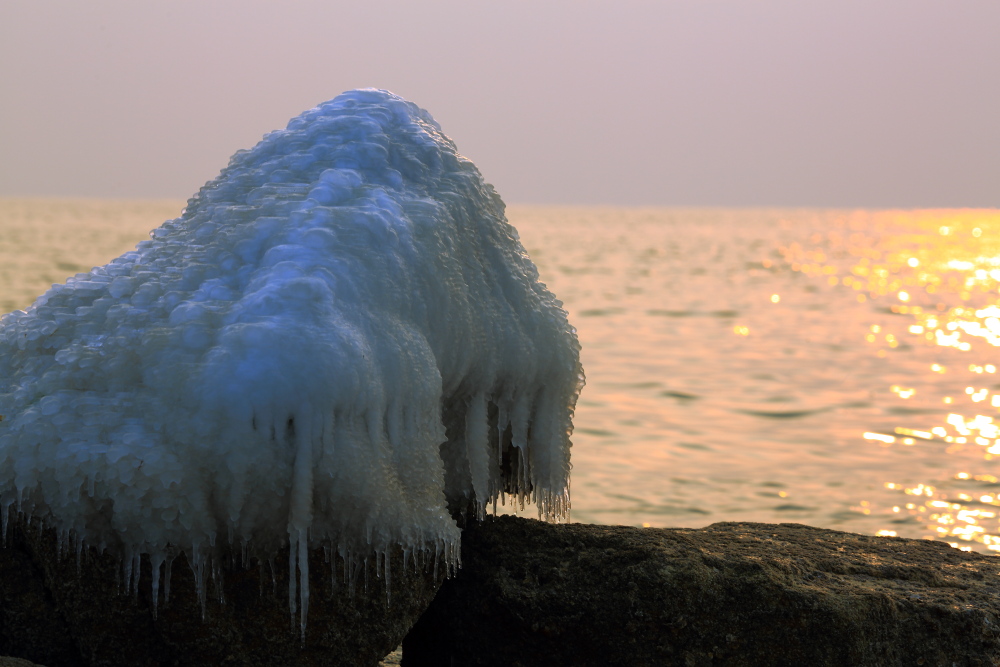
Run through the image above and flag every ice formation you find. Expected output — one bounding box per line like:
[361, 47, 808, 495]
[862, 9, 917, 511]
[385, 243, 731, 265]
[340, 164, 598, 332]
[0, 89, 583, 633]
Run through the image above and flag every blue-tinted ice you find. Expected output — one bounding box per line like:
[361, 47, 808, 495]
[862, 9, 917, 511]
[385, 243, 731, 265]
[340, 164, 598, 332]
[0, 89, 583, 632]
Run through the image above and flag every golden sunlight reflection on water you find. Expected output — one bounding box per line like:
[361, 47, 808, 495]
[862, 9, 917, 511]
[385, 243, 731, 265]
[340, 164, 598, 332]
[778, 209, 1000, 552]
[509, 206, 1000, 553]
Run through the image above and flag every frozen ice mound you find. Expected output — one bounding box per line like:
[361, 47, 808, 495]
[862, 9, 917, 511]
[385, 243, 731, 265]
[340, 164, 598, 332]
[0, 89, 583, 632]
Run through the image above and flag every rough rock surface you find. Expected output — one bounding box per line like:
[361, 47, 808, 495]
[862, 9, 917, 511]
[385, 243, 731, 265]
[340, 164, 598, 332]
[0, 658, 46, 667]
[0, 521, 442, 667]
[403, 516, 1000, 666]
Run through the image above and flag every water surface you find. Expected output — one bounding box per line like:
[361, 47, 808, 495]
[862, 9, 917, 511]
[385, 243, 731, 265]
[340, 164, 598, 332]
[510, 206, 1000, 554]
[4, 200, 1000, 553]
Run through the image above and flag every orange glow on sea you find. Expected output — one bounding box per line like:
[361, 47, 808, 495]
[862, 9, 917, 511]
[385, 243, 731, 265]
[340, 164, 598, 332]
[783, 208, 1000, 552]
[509, 206, 1000, 553]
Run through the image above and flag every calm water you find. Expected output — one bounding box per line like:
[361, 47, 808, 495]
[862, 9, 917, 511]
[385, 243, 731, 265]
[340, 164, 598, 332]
[4, 200, 1000, 553]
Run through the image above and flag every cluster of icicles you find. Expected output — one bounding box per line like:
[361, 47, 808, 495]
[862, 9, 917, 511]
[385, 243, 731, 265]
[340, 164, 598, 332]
[0, 89, 583, 635]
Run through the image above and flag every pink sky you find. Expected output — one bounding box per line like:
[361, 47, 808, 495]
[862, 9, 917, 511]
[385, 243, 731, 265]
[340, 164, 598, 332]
[2, 0, 998, 207]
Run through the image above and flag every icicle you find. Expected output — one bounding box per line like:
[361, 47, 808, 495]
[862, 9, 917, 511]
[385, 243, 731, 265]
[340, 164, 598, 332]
[297, 530, 309, 640]
[132, 551, 142, 597]
[465, 392, 489, 518]
[150, 553, 164, 618]
[287, 414, 315, 639]
[123, 548, 135, 597]
[384, 549, 391, 606]
[329, 549, 338, 594]
[497, 401, 510, 461]
[511, 396, 530, 451]
[212, 561, 225, 605]
[287, 538, 297, 630]
[347, 550, 357, 597]
[267, 555, 277, 596]
[189, 551, 206, 619]
[164, 556, 173, 604]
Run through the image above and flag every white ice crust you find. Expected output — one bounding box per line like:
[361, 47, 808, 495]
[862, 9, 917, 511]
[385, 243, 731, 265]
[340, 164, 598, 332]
[0, 89, 583, 631]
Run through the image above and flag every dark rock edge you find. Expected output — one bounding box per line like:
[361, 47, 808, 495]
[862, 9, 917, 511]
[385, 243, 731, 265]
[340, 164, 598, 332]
[403, 516, 1000, 667]
[7, 516, 1000, 666]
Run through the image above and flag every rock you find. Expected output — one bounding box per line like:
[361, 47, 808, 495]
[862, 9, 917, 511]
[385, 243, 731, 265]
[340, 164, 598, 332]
[0, 521, 443, 667]
[0, 658, 47, 667]
[402, 516, 1000, 666]
[378, 646, 403, 666]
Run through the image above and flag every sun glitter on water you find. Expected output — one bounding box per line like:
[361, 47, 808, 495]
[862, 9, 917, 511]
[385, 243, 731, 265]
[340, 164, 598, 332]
[782, 209, 1000, 553]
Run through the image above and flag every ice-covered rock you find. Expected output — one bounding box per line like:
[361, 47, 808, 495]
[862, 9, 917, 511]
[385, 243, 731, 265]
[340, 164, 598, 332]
[0, 519, 439, 667]
[0, 89, 583, 634]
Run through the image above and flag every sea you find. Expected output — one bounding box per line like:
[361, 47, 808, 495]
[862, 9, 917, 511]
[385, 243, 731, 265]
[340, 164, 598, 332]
[3, 199, 1000, 554]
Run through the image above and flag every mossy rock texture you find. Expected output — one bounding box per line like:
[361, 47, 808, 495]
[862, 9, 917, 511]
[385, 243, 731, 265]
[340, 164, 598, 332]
[403, 516, 1000, 667]
[0, 521, 442, 667]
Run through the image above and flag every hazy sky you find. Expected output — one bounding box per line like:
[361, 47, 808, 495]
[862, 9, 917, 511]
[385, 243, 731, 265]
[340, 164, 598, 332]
[2, 1, 998, 207]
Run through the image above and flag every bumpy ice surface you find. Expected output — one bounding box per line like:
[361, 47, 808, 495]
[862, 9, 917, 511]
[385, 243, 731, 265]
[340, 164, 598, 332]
[0, 89, 583, 630]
